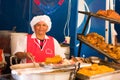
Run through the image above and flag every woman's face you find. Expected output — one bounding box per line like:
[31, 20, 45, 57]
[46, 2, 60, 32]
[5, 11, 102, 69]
[34, 21, 48, 35]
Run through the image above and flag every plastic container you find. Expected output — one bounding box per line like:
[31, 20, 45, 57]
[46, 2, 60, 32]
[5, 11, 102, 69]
[10, 33, 28, 55]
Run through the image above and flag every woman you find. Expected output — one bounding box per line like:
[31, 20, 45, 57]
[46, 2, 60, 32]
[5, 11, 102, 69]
[13, 15, 65, 63]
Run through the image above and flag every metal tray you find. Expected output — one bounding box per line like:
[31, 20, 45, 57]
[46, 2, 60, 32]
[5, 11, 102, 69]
[76, 69, 120, 80]
[78, 11, 120, 24]
[77, 34, 120, 63]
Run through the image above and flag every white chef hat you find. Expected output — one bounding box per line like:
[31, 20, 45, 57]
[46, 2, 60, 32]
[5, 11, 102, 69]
[30, 15, 52, 32]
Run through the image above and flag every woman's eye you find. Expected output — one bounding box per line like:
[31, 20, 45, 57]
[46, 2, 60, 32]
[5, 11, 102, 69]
[43, 24, 47, 26]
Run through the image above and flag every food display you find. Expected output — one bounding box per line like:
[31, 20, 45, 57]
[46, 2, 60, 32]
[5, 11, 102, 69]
[76, 64, 120, 80]
[40, 56, 87, 69]
[96, 9, 120, 20]
[10, 55, 87, 70]
[77, 10, 120, 80]
[45, 55, 62, 64]
[10, 55, 93, 80]
[81, 32, 105, 46]
[79, 32, 120, 61]
[10, 55, 75, 80]
[77, 10, 120, 62]
[77, 64, 115, 76]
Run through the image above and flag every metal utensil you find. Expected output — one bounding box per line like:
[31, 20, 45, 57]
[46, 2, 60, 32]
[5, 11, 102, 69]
[29, 56, 38, 67]
[71, 56, 78, 62]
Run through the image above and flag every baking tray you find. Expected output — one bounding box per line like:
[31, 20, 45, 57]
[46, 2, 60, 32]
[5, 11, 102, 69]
[77, 34, 120, 63]
[76, 69, 120, 80]
[78, 11, 120, 24]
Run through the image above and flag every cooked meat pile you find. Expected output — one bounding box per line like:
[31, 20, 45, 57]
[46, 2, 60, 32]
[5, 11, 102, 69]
[81, 32, 120, 60]
[77, 64, 115, 76]
[96, 9, 120, 20]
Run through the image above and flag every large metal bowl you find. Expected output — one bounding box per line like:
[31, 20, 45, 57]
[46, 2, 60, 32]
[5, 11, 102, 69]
[11, 63, 74, 80]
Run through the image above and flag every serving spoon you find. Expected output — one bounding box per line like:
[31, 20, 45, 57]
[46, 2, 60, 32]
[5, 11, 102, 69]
[29, 56, 38, 68]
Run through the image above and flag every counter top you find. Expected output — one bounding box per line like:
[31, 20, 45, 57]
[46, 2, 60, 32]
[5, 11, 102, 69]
[0, 74, 14, 80]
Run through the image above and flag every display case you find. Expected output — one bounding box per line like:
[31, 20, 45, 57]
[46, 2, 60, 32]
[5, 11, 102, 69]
[77, 11, 120, 63]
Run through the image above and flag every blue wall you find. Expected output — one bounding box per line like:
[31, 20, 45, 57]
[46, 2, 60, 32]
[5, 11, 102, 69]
[0, 0, 16, 30]
[115, 0, 120, 42]
[0, 0, 30, 32]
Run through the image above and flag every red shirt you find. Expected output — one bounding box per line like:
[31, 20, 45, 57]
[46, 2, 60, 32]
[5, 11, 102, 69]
[26, 34, 55, 63]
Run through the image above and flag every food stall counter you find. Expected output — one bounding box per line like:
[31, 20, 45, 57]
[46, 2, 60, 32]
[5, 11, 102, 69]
[0, 74, 14, 80]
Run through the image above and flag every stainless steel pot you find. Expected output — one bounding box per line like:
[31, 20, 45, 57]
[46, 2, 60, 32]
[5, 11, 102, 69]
[10, 62, 74, 80]
[11, 68, 73, 80]
[10, 56, 76, 80]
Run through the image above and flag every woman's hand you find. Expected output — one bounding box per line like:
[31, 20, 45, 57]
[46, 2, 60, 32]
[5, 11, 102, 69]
[15, 52, 34, 60]
[25, 52, 35, 61]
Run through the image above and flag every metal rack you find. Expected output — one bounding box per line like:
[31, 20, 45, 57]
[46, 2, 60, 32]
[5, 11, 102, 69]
[77, 11, 120, 63]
